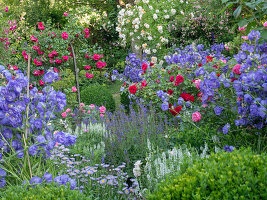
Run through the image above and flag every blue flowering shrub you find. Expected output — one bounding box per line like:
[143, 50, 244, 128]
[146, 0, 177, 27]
[0, 183, 91, 199]
[148, 148, 267, 200]
[0, 65, 77, 187]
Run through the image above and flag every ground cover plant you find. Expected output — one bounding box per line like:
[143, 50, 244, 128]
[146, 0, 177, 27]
[0, 0, 266, 199]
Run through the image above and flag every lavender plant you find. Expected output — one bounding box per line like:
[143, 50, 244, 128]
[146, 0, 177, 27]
[103, 103, 178, 174]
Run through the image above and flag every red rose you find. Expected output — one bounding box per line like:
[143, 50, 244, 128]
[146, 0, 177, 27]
[180, 93, 194, 102]
[39, 79, 44, 86]
[142, 63, 148, 71]
[170, 76, 174, 82]
[230, 78, 238, 82]
[198, 63, 202, 67]
[206, 56, 213, 63]
[39, 70, 44, 75]
[167, 89, 174, 95]
[170, 106, 182, 116]
[141, 80, 147, 87]
[149, 63, 154, 66]
[176, 75, 184, 84]
[129, 85, 138, 94]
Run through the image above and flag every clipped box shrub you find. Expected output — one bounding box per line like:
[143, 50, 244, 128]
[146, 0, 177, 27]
[0, 184, 91, 200]
[148, 148, 267, 200]
[80, 85, 116, 112]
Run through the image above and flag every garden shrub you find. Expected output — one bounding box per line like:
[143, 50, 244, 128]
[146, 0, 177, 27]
[80, 85, 116, 112]
[148, 148, 267, 200]
[0, 184, 91, 200]
[51, 69, 77, 107]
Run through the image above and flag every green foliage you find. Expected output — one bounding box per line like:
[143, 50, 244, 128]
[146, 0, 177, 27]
[51, 69, 77, 107]
[0, 183, 91, 200]
[120, 90, 130, 112]
[68, 122, 105, 162]
[221, 0, 267, 43]
[148, 148, 267, 200]
[80, 85, 116, 112]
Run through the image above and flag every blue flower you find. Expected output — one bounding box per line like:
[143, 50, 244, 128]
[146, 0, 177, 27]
[157, 90, 164, 98]
[214, 106, 223, 115]
[30, 176, 42, 184]
[36, 135, 46, 143]
[161, 103, 169, 111]
[29, 145, 38, 156]
[224, 145, 234, 152]
[223, 123, 230, 134]
[43, 71, 58, 83]
[0, 168, 7, 177]
[43, 172, 53, 183]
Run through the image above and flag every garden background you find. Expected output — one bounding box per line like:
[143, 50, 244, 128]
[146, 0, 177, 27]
[0, 0, 266, 199]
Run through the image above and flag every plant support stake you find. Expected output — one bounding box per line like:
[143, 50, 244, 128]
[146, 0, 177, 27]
[70, 42, 81, 105]
[24, 53, 32, 178]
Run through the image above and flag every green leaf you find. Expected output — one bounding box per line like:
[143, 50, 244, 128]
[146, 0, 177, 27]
[233, 5, 242, 18]
[261, 29, 267, 41]
[238, 19, 248, 27]
[245, 2, 256, 10]
[222, 0, 230, 3]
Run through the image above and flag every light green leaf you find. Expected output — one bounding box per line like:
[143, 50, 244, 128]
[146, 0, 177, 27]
[233, 5, 242, 18]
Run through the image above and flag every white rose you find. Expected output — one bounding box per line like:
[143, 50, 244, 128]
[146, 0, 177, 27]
[153, 14, 158, 20]
[144, 23, 150, 28]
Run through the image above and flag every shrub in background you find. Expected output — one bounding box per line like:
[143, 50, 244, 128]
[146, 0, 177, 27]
[0, 183, 91, 200]
[148, 148, 267, 200]
[51, 69, 77, 107]
[80, 85, 116, 112]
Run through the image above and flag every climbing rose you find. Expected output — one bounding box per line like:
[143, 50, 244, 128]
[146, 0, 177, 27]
[61, 32, 69, 40]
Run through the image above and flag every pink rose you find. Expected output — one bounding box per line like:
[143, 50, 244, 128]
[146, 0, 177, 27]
[63, 12, 68, 16]
[220, 59, 227, 63]
[39, 80, 44, 86]
[192, 111, 201, 122]
[264, 21, 267, 27]
[241, 36, 248, 40]
[79, 103, 85, 108]
[55, 59, 62, 64]
[89, 104, 95, 110]
[61, 112, 67, 118]
[72, 86, 77, 92]
[5, 7, 8, 12]
[62, 56, 69, 61]
[232, 64, 241, 75]
[66, 108, 71, 112]
[71, 113, 75, 116]
[93, 54, 101, 61]
[61, 32, 69, 40]
[85, 73, 94, 79]
[100, 114, 104, 117]
[238, 25, 246, 32]
[52, 51, 58, 56]
[224, 43, 229, 51]
[84, 28, 89, 34]
[30, 35, 38, 42]
[87, 110, 91, 114]
[84, 65, 91, 70]
[194, 79, 201, 89]
[99, 106, 106, 114]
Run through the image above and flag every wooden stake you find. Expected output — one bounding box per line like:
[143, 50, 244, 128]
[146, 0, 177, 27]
[70, 43, 81, 105]
[23, 53, 32, 178]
